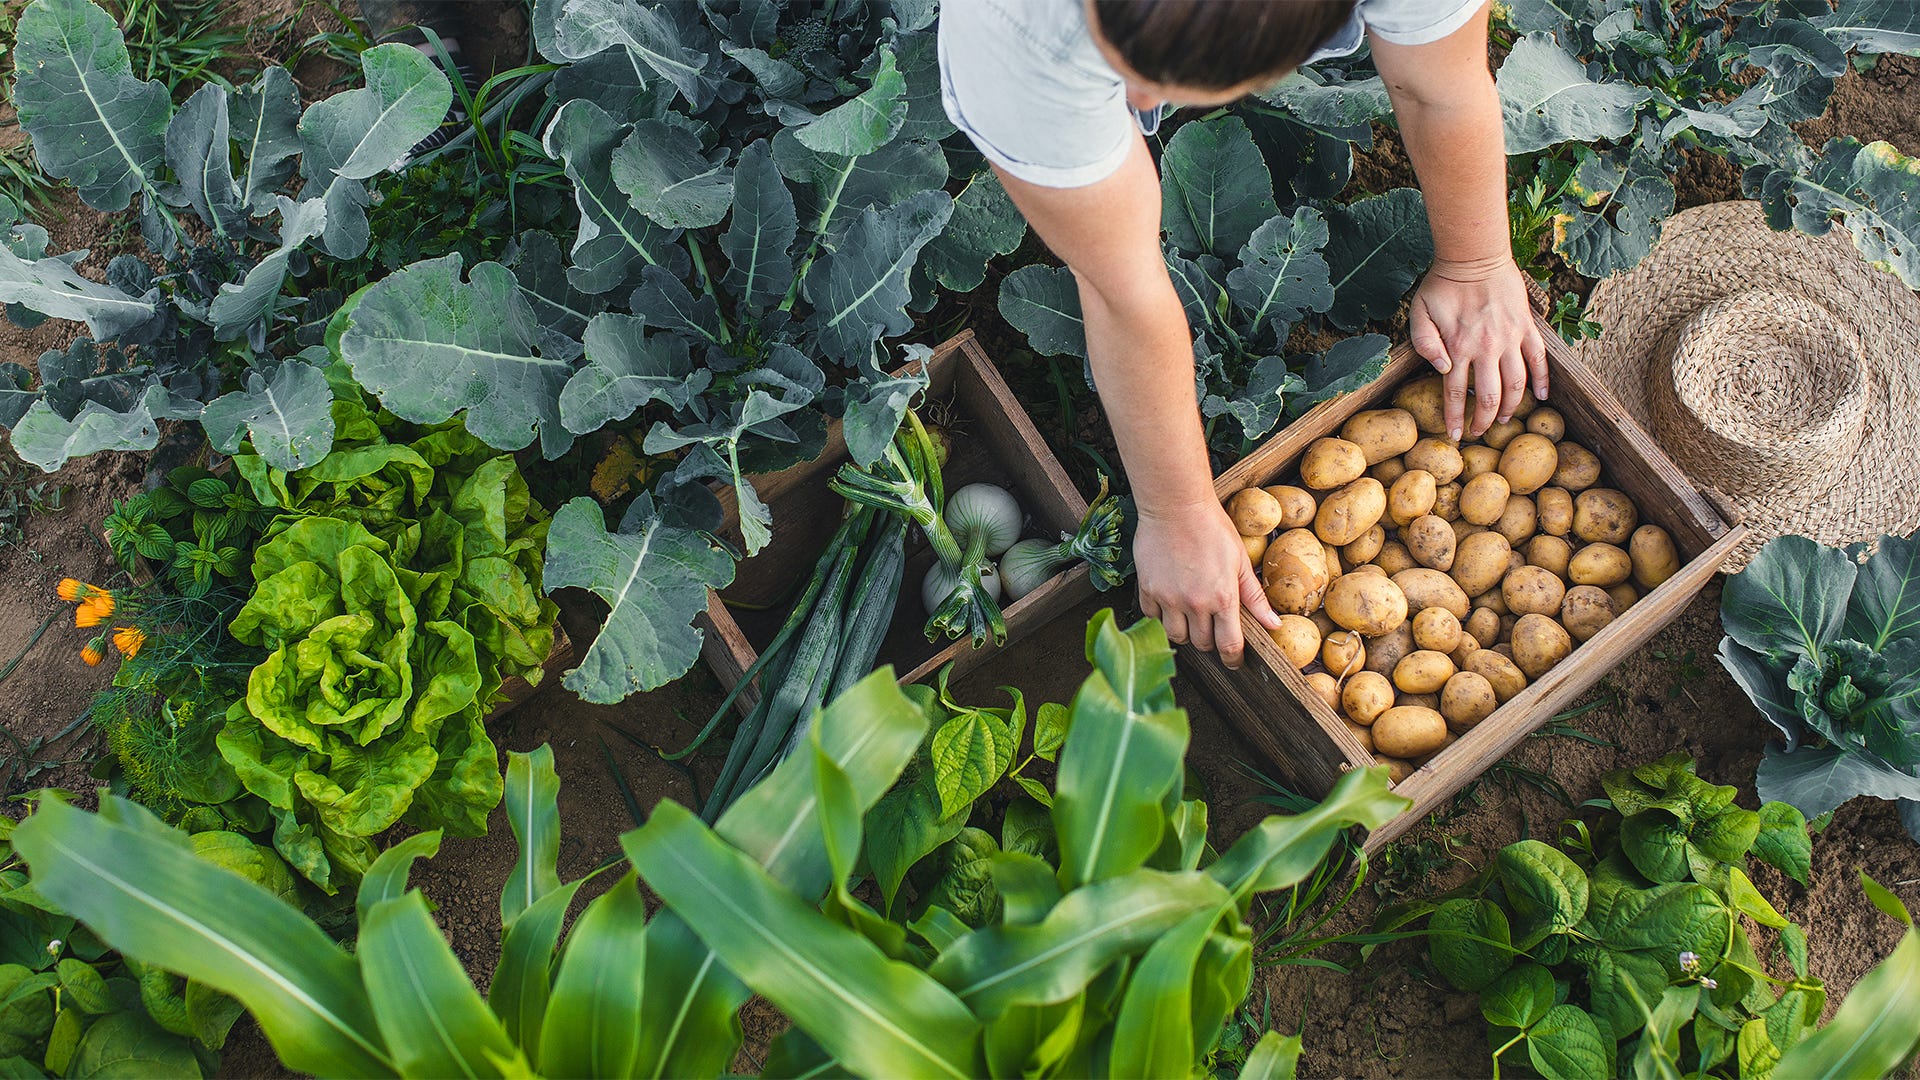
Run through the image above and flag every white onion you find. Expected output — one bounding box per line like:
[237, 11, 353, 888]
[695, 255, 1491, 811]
[999, 538, 1069, 601]
[922, 558, 1002, 615]
[944, 483, 1022, 557]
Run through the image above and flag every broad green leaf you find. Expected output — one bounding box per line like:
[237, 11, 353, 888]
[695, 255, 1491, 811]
[865, 769, 965, 915]
[54, 959, 111, 1015]
[1160, 115, 1278, 258]
[1753, 138, 1920, 289]
[506, 230, 603, 363]
[842, 364, 930, 469]
[539, 873, 648, 1080]
[199, 357, 336, 472]
[1774, 919, 1920, 1077]
[991, 852, 1062, 926]
[610, 119, 733, 229]
[501, 747, 562, 927]
[1845, 533, 1920, 650]
[1721, 638, 1808, 748]
[983, 998, 1084, 1080]
[207, 195, 331, 339]
[923, 169, 1026, 293]
[1225, 207, 1333, 337]
[1052, 674, 1186, 889]
[1555, 172, 1674, 278]
[1290, 333, 1392, 416]
[8, 386, 165, 472]
[339, 254, 570, 457]
[1428, 899, 1514, 992]
[543, 0, 720, 109]
[1321, 188, 1433, 331]
[11, 799, 392, 1077]
[1726, 866, 1789, 929]
[1204, 766, 1406, 899]
[356, 830, 442, 928]
[64, 1012, 198, 1078]
[543, 98, 688, 295]
[929, 868, 1229, 1017]
[803, 190, 953, 366]
[231, 66, 302, 211]
[164, 84, 246, 240]
[0, 246, 156, 342]
[1813, 0, 1920, 56]
[1108, 910, 1218, 1079]
[921, 828, 1004, 929]
[1527, 1004, 1612, 1080]
[1620, 810, 1691, 883]
[1497, 32, 1652, 154]
[1033, 702, 1071, 761]
[1754, 744, 1920, 820]
[1259, 69, 1391, 129]
[1580, 945, 1671, 1041]
[644, 374, 817, 556]
[1496, 841, 1590, 948]
[12, 0, 169, 213]
[488, 878, 584, 1063]
[997, 265, 1085, 359]
[796, 46, 906, 157]
[1481, 963, 1555, 1030]
[361, 892, 522, 1078]
[1240, 1031, 1304, 1080]
[1693, 806, 1762, 866]
[557, 312, 706, 436]
[931, 708, 1018, 819]
[298, 43, 448, 182]
[630, 916, 744, 1080]
[625, 801, 982, 1080]
[774, 129, 948, 243]
[542, 496, 733, 704]
[719, 139, 798, 311]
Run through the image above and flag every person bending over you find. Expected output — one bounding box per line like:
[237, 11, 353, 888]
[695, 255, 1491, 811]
[939, 0, 1543, 667]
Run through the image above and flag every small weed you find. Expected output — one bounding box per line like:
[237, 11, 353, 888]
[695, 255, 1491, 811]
[0, 457, 69, 550]
[1547, 291, 1602, 342]
[1370, 825, 1472, 900]
[111, 0, 253, 96]
[1649, 646, 1707, 704]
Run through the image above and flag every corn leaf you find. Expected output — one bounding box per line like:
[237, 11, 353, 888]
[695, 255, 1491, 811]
[539, 872, 650, 1080]
[360, 892, 523, 1078]
[501, 746, 563, 927]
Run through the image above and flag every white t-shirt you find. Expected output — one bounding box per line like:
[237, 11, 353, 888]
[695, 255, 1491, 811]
[939, 0, 1484, 188]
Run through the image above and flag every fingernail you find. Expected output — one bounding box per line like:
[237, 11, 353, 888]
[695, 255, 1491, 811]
[1448, 425, 1462, 441]
[1534, 386, 1548, 400]
[1435, 360, 1451, 374]
[1497, 413, 1512, 425]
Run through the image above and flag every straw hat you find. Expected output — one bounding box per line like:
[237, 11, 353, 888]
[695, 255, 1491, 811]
[1578, 200, 1920, 568]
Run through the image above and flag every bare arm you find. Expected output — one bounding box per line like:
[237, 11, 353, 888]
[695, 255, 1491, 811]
[992, 138, 1279, 665]
[1372, 3, 1546, 439]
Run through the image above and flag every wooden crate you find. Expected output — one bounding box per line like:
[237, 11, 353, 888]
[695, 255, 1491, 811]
[699, 330, 1096, 711]
[1181, 318, 1747, 852]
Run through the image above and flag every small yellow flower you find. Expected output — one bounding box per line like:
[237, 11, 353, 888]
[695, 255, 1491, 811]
[56, 578, 86, 602]
[113, 626, 145, 658]
[80, 642, 103, 666]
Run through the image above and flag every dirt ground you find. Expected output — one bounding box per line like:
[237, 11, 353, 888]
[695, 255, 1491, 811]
[2, 6, 1919, 1079]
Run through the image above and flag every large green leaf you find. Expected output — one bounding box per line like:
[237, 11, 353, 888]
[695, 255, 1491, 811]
[11, 799, 392, 1077]
[625, 801, 983, 1080]
[542, 496, 733, 704]
[1720, 638, 1807, 747]
[1527, 1004, 1613, 1080]
[931, 706, 1018, 820]
[164, 84, 247, 241]
[1845, 533, 1920, 650]
[506, 229, 603, 363]
[928, 868, 1230, 1018]
[1497, 31, 1652, 154]
[1754, 744, 1920, 819]
[1753, 138, 1920, 288]
[923, 169, 1026, 293]
[1775, 901, 1920, 1077]
[198, 357, 336, 472]
[542, 98, 688, 295]
[1321, 188, 1433, 331]
[1107, 910, 1219, 1078]
[1428, 899, 1515, 992]
[231, 66, 303, 211]
[1555, 171, 1674, 279]
[206, 195, 331, 339]
[1258, 69, 1392, 129]
[8, 385, 167, 472]
[719, 139, 798, 311]
[361, 892, 522, 1078]
[489, 878, 586, 1065]
[539, 872, 649, 1080]
[1813, 0, 1920, 55]
[610, 119, 733, 229]
[1722, 535, 1857, 660]
[1496, 840, 1590, 948]
[774, 129, 949, 243]
[997, 265, 1086, 360]
[1203, 765, 1407, 901]
[557, 312, 706, 436]
[1160, 115, 1278, 258]
[501, 747, 562, 927]
[0, 246, 157, 342]
[542, 0, 721, 110]
[795, 46, 906, 157]
[1240, 1031, 1304, 1080]
[1225, 207, 1333, 338]
[297, 43, 447, 181]
[802, 189, 952, 366]
[355, 830, 441, 927]
[64, 1011, 199, 1079]
[12, 0, 169, 213]
[338, 253, 572, 457]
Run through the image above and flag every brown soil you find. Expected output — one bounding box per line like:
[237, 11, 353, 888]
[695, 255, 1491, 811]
[1797, 53, 1920, 158]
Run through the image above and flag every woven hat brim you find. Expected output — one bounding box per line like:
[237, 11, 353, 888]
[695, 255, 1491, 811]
[1578, 201, 1920, 568]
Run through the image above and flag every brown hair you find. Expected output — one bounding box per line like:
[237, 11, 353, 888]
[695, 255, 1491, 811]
[1090, 0, 1359, 91]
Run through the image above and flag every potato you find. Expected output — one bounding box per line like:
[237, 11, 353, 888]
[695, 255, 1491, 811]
[1503, 565, 1567, 618]
[1629, 525, 1680, 590]
[1373, 706, 1449, 758]
[1270, 614, 1322, 670]
[1460, 472, 1512, 526]
[1393, 650, 1457, 694]
[1526, 407, 1565, 442]
[1340, 408, 1420, 465]
[1573, 489, 1637, 545]
[1536, 487, 1574, 537]
[1227, 487, 1284, 536]
[1440, 671, 1499, 732]
[1315, 477, 1388, 547]
[1343, 671, 1396, 725]
[1344, 719, 1376, 753]
[1451, 520, 1490, 545]
[1375, 540, 1418, 576]
[1466, 607, 1501, 649]
[1511, 613, 1573, 680]
[1324, 573, 1409, 638]
[1473, 586, 1511, 616]
[1465, 650, 1528, 702]
[1399, 692, 1442, 713]
[1607, 582, 1641, 612]
[1432, 482, 1462, 522]
[1262, 528, 1330, 614]
[1560, 585, 1616, 643]
[1511, 394, 1540, 421]
[1238, 532, 1270, 569]
[1551, 441, 1602, 491]
[1568, 542, 1633, 588]
[1266, 485, 1319, 529]
[1404, 515, 1457, 572]
[1494, 495, 1538, 547]
[1414, 732, 1460, 768]
[1460, 445, 1503, 482]
[1363, 623, 1416, 678]
[1451, 531, 1514, 598]
[1300, 437, 1368, 490]
[1304, 671, 1343, 712]
[1323, 541, 1345, 586]
[1497, 433, 1559, 496]
[1393, 376, 1449, 435]
[1343, 524, 1386, 568]
[1387, 469, 1438, 527]
[1481, 418, 1525, 451]
[1310, 610, 1339, 638]
[1375, 754, 1416, 784]
[1346, 562, 1387, 578]
[1404, 438, 1464, 484]
[1369, 458, 1408, 486]
[1449, 634, 1481, 669]
[1392, 568, 1471, 620]
[1412, 607, 1463, 653]
[1523, 534, 1573, 579]
[1321, 630, 1367, 678]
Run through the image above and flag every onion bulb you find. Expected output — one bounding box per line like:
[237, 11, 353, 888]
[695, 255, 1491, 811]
[923, 558, 1001, 615]
[999, 538, 1072, 602]
[944, 483, 1022, 558]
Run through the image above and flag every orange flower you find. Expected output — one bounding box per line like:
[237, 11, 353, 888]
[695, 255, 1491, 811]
[112, 626, 145, 658]
[75, 603, 105, 629]
[80, 642, 103, 666]
[85, 591, 115, 618]
[56, 578, 86, 601]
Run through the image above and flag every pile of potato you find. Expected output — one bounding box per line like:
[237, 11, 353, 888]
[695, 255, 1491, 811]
[1225, 376, 1679, 784]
